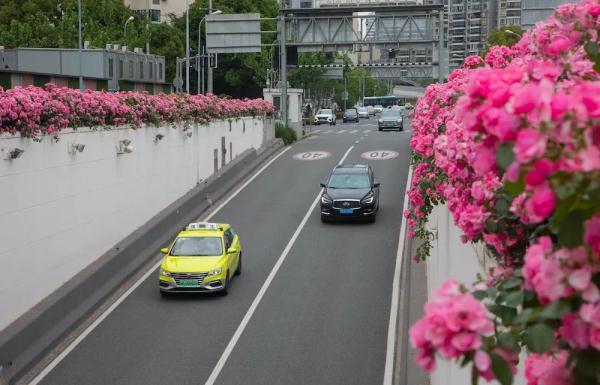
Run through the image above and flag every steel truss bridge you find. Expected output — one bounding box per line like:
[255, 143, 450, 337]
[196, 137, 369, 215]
[292, 62, 433, 79]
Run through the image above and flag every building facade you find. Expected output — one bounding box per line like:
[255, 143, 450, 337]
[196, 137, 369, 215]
[520, 0, 581, 29]
[124, 0, 187, 23]
[0, 47, 168, 93]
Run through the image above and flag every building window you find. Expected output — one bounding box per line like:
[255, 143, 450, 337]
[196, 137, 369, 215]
[119, 60, 124, 78]
[158, 63, 163, 80]
[149, 62, 153, 79]
[152, 0, 160, 4]
[108, 58, 114, 77]
[129, 60, 134, 77]
[150, 9, 160, 22]
[140, 62, 144, 79]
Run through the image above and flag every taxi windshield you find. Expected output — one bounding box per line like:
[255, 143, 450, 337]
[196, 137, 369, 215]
[328, 173, 370, 189]
[170, 236, 223, 256]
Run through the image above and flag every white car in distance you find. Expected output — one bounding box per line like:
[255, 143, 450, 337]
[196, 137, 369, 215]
[314, 109, 337, 125]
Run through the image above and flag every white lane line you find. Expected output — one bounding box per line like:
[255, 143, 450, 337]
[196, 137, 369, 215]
[354, 140, 360, 144]
[382, 165, 414, 385]
[349, 129, 358, 134]
[323, 130, 332, 134]
[204, 145, 355, 385]
[28, 146, 293, 385]
[363, 130, 370, 133]
[312, 129, 321, 133]
[336, 130, 347, 134]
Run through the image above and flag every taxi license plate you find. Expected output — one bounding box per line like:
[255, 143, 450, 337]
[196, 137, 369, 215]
[178, 279, 198, 287]
[340, 208, 353, 214]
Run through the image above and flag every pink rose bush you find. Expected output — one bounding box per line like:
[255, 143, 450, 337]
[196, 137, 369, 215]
[0, 84, 273, 138]
[409, 1, 600, 384]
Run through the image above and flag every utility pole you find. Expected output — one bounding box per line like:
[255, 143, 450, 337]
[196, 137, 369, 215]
[279, 9, 288, 127]
[78, 0, 83, 91]
[146, 0, 150, 54]
[207, 0, 214, 94]
[438, 9, 444, 83]
[185, 0, 190, 94]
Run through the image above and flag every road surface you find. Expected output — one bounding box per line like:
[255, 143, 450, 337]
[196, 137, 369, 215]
[32, 118, 423, 385]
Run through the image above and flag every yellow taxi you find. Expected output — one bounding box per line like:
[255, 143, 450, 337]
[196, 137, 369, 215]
[159, 222, 242, 296]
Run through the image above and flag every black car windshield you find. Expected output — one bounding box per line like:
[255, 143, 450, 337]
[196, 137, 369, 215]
[328, 174, 371, 189]
[317, 109, 332, 115]
[170, 236, 223, 256]
[381, 110, 401, 118]
[345, 109, 357, 115]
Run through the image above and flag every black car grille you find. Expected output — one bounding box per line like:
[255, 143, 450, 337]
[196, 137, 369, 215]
[333, 200, 361, 209]
[171, 272, 208, 285]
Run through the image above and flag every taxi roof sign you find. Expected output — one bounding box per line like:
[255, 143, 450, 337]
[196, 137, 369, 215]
[186, 222, 219, 231]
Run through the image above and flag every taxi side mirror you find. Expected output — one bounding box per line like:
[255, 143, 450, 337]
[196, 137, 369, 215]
[227, 247, 238, 254]
[160, 247, 169, 254]
[320, 182, 326, 188]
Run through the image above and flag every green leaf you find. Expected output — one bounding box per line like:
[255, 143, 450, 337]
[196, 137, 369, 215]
[485, 219, 497, 233]
[499, 278, 522, 291]
[504, 291, 524, 308]
[558, 210, 586, 248]
[526, 323, 555, 353]
[473, 290, 487, 300]
[490, 353, 513, 385]
[498, 332, 519, 352]
[574, 349, 600, 377]
[495, 198, 510, 214]
[550, 195, 577, 231]
[539, 300, 571, 320]
[496, 143, 515, 171]
[504, 179, 525, 197]
[513, 308, 536, 324]
[489, 305, 517, 323]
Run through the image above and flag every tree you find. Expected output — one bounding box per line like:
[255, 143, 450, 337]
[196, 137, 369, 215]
[484, 24, 523, 54]
[172, 0, 279, 98]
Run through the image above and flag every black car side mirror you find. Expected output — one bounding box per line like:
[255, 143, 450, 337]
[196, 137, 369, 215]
[373, 181, 381, 188]
[320, 182, 327, 188]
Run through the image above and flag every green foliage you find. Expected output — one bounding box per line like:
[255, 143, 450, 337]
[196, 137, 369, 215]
[484, 25, 523, 55]
[490, 353, 513, 385]
[275, 122, 297, 145]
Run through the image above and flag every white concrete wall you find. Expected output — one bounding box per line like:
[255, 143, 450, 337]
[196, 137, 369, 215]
[0, 116, 271, 331]
[426, 204, 525, 385]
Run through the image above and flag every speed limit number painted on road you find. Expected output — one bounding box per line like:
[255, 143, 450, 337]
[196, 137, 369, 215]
[360, 150, 399, 160]
[293, 151, 332, 161]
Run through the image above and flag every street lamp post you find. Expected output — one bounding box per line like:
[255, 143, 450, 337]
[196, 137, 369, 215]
[503, 29, 522, 38]
[124, 15, 135, 46]
[185, 0, 190, 94]
[197, 9, 222, 94]
[78, 0, 83, 91]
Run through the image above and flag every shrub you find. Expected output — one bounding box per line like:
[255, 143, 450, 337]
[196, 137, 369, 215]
[275, 122, 297, 145]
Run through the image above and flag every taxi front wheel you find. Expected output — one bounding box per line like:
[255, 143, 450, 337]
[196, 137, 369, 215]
[220, 272, 230, 296]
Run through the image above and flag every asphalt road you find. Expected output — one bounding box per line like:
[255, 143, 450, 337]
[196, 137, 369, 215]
[36, 117, 414, 385]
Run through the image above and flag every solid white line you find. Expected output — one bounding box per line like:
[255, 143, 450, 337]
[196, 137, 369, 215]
[313, 129, 321, 133]
[349, 130, 358, 134]
[382, 165, 414, 385]
[28, 145, 293, 385]
[336, 130, 347, 134]
[323, 130, 332, 134]
[204, 145, 354, 385]
[363, 130, 370, 133]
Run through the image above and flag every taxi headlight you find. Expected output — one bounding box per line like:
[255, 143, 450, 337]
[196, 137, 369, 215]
[208, 267, 222, 277]
[159, 268, 171, 277]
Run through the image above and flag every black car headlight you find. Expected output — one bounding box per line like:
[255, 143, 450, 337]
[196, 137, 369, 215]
[321, 194, 333, 205]
[361, 192, 375, 205]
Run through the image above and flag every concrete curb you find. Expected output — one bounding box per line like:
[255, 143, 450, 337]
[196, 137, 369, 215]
[0, 139, 285, 384]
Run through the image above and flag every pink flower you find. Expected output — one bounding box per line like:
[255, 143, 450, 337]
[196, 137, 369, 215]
[512, 84, 539, 114]
[474, 350, 491, 372]
[584, 215, 600, 255]
[515, 129, 547, 164]
[524, 159, 555, 187]
[560, 313, 590, 349]
[525, 352, 573, 385]
[524, 184, 556, 223]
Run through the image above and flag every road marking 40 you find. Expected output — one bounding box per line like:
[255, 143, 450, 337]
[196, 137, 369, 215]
[360, 150, 399, 160]
[293, 151, 331, 161]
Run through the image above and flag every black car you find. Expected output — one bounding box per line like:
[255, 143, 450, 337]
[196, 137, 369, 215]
[343, 108, 359, 123]
[320, 164, 380, 223]
[378, 109, 403, 131]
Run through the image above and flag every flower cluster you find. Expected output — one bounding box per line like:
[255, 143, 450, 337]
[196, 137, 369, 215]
[409, 1, 600, 383]
[409, 280, 495, 373]
[0, 85, 273, 138]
